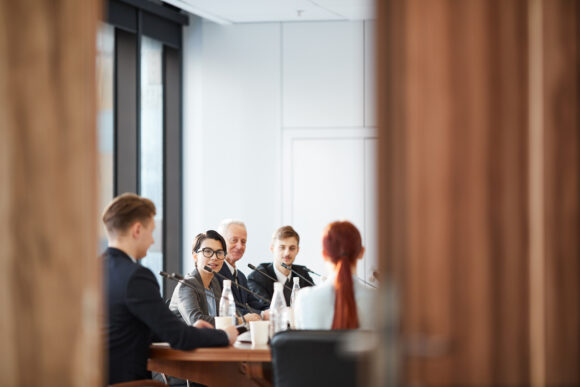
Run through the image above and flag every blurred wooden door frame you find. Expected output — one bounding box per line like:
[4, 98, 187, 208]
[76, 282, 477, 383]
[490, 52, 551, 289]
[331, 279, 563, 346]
[542, 1, 580, 384]
[0, 0, 102, 386]
[375, 0, 579, 385]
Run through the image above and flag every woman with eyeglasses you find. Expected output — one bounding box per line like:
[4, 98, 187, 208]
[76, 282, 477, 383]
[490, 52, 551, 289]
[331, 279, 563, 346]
[169, 230, 230, 327]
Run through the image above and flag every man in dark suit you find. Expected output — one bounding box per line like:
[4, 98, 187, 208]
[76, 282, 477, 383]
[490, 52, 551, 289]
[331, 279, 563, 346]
[248, 225, 314, 308]
[216, 219, 267, 320]
[103, 193, 237, 384]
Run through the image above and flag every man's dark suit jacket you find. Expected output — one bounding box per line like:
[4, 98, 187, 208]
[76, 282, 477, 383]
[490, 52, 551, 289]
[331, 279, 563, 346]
[217, 264, 268, 315]
[105, 247, 228, 384]
[247, 262, 314, 308]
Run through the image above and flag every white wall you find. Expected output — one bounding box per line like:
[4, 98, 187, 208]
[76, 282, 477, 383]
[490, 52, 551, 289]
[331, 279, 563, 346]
[183, 17, 377, 284]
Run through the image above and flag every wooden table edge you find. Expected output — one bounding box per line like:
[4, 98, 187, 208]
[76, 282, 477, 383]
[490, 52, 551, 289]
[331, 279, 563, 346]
[149, 343, 272, 362]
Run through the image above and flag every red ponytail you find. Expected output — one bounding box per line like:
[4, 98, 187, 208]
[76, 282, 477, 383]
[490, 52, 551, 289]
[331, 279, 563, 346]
[323, 221, 362, 330]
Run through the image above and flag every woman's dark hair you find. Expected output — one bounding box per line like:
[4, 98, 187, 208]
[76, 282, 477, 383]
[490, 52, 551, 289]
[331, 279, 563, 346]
[191, 230, 227, 254]
[322, 221, 362, 330]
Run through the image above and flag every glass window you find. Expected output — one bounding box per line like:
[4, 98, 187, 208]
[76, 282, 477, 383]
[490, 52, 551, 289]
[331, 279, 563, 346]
[97, 23, 115, 252]
[139, 36, 164, 287]
[100, 0, 186, 297]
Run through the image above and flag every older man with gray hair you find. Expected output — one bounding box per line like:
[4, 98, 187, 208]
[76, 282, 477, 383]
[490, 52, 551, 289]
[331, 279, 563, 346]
[217, 219, 267, 321]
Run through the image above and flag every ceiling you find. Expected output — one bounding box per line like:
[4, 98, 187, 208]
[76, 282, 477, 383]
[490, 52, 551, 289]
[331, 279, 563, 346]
[162, 0, 375, 24]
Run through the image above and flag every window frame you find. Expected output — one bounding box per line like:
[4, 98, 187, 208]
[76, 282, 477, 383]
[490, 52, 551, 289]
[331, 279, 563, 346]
[105, 0, 187, 297]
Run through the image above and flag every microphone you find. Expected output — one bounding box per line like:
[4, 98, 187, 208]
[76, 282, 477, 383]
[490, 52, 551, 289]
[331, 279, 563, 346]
[281, 262, 315, 286]
[203, 265, 271, 305]
[247, 263, 292, 291]
[160, 271, 248, 324]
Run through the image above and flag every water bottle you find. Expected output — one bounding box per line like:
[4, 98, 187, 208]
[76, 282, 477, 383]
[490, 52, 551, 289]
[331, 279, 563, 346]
[219, 279, 236, 326]
[290, 277, 300, 307]
[288, 277, 300, 329]
[269, 282, 288, 337]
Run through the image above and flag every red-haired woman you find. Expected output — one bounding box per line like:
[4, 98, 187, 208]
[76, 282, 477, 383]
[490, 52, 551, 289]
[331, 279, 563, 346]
[294, 221, 375, 329]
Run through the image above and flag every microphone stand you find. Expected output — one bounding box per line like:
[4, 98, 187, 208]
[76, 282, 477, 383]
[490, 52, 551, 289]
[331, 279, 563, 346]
[247, 263, 292, 291]
[281, 263, 315, 286]
[203, 266, 272, 305]
[281, 265, 377, 289]
[160, 271, 247, 325]
[356, 276, 378, 289]
[305, 267, 322, 277]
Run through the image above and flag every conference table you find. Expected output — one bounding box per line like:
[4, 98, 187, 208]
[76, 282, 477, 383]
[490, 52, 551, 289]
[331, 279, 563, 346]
[147, 342, 272, 386]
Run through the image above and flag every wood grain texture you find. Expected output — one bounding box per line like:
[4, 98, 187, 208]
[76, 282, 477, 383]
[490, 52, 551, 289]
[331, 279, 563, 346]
[543, 1, 580, 385]
[0, 1, 101, 386]
[377, 0, 580, 385]
[377, 0, 532, 385]
[149, 344, 271, 362]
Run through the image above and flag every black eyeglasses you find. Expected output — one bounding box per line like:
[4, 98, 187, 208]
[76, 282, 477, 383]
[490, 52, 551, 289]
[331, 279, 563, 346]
[196, 247, 226, 260]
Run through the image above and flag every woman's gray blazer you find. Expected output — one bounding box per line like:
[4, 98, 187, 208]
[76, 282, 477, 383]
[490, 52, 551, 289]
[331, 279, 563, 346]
[169, 268, 222, 326]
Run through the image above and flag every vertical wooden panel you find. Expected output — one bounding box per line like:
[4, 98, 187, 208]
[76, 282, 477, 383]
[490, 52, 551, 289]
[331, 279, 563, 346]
[0, 1, 101, 386]
[375, 0, 407, 384]
[405, 1, 455, 384]
[377, 0, 532, 385]
[543, 1, 580, 385]
[528, 0, 545, 384]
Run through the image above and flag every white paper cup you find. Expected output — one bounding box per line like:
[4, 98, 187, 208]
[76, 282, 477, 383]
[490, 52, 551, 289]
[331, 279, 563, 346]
[250, 321, 270, 346]
[215, 316, 234, 330]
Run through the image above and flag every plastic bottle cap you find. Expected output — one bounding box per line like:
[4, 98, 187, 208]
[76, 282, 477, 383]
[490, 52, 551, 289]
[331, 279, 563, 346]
[274, 282, 283, 291]
[223, 279, 231, 288]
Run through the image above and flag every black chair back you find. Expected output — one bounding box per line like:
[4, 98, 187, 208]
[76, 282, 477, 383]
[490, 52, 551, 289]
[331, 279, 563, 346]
[270, 330, 364, 387]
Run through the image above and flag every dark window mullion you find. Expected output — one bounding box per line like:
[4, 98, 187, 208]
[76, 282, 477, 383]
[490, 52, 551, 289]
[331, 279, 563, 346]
[136, 9, 142, 195]
[114, 28, 138, 195]
[108, 0, 184, 297]
[163, 46, 182, 297]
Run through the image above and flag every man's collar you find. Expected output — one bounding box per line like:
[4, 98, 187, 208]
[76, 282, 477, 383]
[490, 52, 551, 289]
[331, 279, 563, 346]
[225, 260, 236, 275]
[273, 263, 291, 284]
